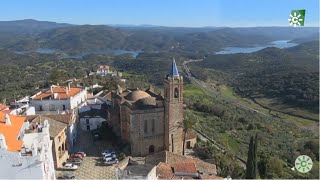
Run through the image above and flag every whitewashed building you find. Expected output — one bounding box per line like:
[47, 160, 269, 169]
[79, 97, 109, 131]
[0, 112, 55, 179]
[96, 65, 113, 76]
[79, 108, 107, 131]
[30, 85, 87, 114]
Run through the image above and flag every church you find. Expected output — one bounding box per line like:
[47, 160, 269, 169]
[108, 59, 196, 156]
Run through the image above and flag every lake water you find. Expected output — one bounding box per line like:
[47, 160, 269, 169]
[215, 40, 298, 54]
[15, 48, 142, 59]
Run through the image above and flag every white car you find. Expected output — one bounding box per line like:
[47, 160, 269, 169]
[63, 163, 78, 170]
[103, 153, 116, 159]
[101, 148, 116, 156]
[104, 157, 119, 165]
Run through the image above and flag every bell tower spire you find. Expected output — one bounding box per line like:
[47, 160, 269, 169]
[163, 58, 184, 154]
[169, 58, 179, 77]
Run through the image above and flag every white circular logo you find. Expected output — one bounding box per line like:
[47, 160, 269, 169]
[295, 155, 313, 173]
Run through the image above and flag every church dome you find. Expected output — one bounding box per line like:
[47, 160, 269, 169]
[125, 90, 151, 101]
[134, 97, 156, 108]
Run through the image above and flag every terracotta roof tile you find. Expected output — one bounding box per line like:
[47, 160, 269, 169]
[157, 162, 174, 179]
[0, 104, 9, 111]
[172, 162, 197, 174]
[32, 86, 83, 100]
[31, 116, 67, 137]
[98, 65, 110, 70]
[42, 114, 74, 125]
[147, 151, 217, 175]
[0, 112, 25, 152]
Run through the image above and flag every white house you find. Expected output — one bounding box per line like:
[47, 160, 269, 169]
[0, 112, 55, 179]
[30, 85, 87, 114]
[96, 65, 113, 76]
[79, 97, 110, 113]
[79, 108, 107, 131]
[38, 114, 77, 153]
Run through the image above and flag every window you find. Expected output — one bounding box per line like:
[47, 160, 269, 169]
[149, 145, 155, 154]
[86, 125, 90, 131]
[39, 105, 43, 111]
[171, 134, 174, 152]
[144, 120, 148, 133]
[62, 105, 66, 110]
[174, 88, 179, 98]
[86, 119, 89, 124]
[152, 119, 155, 133]
[186, 141, 191, 149]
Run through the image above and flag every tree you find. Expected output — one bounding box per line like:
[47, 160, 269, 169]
[179, 111, 198, 155]
[246, 134, 258, 179]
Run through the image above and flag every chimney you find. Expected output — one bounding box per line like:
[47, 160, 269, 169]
[50, 86, 53, 93]
[68, 82, 71, 90]
[42, 120, 49, 134]
[5, 114, 11, 125]
[31, 142, 38, 156]
[0, 134, 8, 150]
[66, 86, 69, 95]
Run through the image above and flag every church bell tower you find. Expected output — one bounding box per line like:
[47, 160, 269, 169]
[164, 58, 184, 154]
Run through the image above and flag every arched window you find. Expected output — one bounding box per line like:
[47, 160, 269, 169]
[58, 146, 62, 157]
[174, 88, 179, 98]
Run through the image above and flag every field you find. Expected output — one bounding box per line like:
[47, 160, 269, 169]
[183, 80, 318, 178]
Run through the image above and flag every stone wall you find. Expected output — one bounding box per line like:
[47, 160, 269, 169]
[130, 108, 165, 156]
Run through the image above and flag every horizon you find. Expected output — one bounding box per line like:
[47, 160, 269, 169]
[0, 0, 319, 27]
[2, 18, 320, 28]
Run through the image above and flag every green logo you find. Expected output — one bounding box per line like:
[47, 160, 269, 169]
[288, 10, 305, 27]
[295, 155, 313, 173]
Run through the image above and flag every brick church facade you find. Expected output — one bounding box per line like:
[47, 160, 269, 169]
[108, 59, 195, 156]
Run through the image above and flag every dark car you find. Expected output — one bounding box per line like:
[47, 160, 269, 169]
[70, 154, 83, 160]
[57, 173, 76, 179]
[92, 130, 102, 141]
[68, 156, 83, 162]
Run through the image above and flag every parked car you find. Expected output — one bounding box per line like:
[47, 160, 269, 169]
[104, 157, 119, 165]
[67, 158, 82, 166]
[92, 130, 102, 141]
[62, 163, 78, 170]
[70, 154, 83, 160]
[103, 152, 117, 159]
[68, 156, 83, 161]
[101, 148, 116, 156]
[75, 152, 86, 157]
[57, 174, 76, 179]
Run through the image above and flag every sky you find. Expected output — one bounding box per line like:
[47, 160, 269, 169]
[0, 0, 319, 27]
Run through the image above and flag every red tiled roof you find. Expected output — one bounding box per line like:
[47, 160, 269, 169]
[32, 86, 83, 100]
[157, 162, 174, 179]
[98, 65, 110, 70]
[147, 151, 217, 175]
[42, 114, 74, 125]
[0, 112, 25, 152]
[0, 104, 9, 112]
[26, 114, 74, 125]
[172, 162, 197, 174]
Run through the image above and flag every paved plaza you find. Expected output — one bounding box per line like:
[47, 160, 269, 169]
[56, 122, 117, 179]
